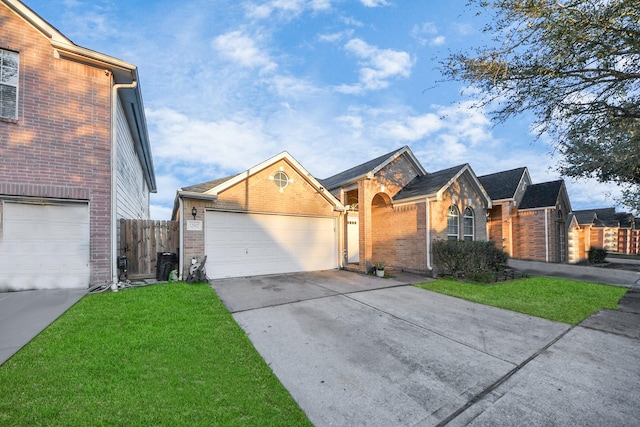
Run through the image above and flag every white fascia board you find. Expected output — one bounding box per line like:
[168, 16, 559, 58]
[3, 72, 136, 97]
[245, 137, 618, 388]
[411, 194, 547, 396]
[178, 191, 219, 202]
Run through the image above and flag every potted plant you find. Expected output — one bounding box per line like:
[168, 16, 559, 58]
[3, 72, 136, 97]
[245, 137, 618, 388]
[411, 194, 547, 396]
[375, 262, 385, 278]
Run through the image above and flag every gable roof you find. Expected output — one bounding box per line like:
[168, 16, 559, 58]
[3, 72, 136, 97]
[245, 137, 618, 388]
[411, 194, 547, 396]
[478, 167, 529, 201]
[319, 146, 426, 190]
[394, 163, 492, 208]
[2, 0, 156, 192]
[519, 180, 567, 210]
[572, 209, 598, 225]
[176, 151, 345, 210]
[572, 208, 627, 227]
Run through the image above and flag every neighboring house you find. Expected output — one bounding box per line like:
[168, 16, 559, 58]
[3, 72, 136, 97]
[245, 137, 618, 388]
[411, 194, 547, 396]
[478, 167, 531, 256]
[569, 208, 639, 262]
[321, 147, 491, 274]
[173, 146, 492, 279]
[172, 152, 344, 280]
[514, 180, 571, 263]
[0, 0, 156, 291]
[479, 169, 571, 263]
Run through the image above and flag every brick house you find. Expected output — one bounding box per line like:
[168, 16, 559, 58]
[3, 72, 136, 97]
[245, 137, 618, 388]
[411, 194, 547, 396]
[173, 146, 492, 279]
[321, 146, 491, 274]
[568, 208, 639, 262]
[171, 152, 344, 279]
[479, 168, 571, 263]
[0, 0, 156, 290]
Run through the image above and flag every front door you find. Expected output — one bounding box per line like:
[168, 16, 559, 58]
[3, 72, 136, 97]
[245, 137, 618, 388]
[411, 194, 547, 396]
[347, 212, 359, 263]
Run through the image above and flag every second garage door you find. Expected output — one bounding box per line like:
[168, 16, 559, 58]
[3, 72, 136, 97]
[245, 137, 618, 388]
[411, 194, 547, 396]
[205, 211, 338, 279]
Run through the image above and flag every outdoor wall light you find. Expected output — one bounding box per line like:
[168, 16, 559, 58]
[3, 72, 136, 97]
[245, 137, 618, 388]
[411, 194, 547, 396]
[191, 206, 197, 219]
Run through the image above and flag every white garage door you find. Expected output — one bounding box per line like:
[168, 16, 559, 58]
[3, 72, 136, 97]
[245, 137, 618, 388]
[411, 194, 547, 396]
[205, 211, 338, 279]
[0, 202, 90, 291]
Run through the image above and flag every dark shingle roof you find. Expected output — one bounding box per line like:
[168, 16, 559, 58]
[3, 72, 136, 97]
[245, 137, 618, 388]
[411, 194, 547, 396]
[394, 164, 467, 201]
[181, 175, 237, 193]
[477, 167, 527, 200]
[519, 180, 564, 209]
[572, 208, 624, 227]
[320, 146, 408, 190]
[572, 210, 598, 225]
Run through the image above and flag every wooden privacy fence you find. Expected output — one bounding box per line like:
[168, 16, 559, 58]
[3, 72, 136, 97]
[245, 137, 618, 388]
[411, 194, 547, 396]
[119, 219, 179, 279]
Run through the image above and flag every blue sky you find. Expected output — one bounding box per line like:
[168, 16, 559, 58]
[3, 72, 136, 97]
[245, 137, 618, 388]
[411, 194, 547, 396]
[25, 0, 625, 219]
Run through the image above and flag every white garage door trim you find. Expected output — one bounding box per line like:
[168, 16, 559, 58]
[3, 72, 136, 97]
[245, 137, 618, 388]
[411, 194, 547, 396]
[205, 211, 338, 279]
[0, 200, 90, 291]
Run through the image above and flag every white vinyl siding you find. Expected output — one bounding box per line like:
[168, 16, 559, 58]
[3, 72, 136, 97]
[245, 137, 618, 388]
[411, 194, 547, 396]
[0, 201, 90, 291]
[205, 211, 338, 279]
[116, 98, 150, 221]
[0, 49, 19, 120]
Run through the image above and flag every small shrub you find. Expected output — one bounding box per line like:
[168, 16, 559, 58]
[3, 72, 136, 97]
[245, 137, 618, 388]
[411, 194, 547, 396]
[432, 240, 508, 283]
[588, 248, 608, 264]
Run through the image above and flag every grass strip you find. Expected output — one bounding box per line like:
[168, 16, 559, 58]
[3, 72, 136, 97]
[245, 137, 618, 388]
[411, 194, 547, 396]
[0, 282, 311, 426]
[416, 277, 628, 325]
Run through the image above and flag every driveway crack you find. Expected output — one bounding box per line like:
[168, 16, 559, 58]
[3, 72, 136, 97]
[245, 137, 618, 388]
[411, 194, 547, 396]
[434, 325, 575, 426]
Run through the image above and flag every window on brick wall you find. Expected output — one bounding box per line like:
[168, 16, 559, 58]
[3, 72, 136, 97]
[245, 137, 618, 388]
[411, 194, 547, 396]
[0, 49, 19, 120]
[447, 205, 459, 240]
[463, 207, 474, 241]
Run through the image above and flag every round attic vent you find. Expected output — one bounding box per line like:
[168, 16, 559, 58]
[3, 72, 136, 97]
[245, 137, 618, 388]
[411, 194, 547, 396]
[273, 171, 289, 189]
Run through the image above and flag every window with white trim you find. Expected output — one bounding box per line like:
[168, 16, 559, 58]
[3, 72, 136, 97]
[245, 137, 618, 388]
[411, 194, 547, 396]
[0, 49, 19, 121]
[463, 207, 474, 241]
[447, 205, 459, 240]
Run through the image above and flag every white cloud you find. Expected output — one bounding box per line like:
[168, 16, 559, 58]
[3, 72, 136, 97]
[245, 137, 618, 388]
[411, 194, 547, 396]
[212, 31, 277, 73]
[360, 0, 390, 7]
[411, 22, 446, 46]
[336, 38, 414, 93]
[244, 0, 332, 19]
[318, 29, 354, 43]
[147, 108, 278, 172]
[430, 35, 446, 46]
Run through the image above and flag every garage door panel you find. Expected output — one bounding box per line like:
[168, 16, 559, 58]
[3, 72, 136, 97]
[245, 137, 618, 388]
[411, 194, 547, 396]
[205, 212, 337, 279]
[0, 202, 90, 291]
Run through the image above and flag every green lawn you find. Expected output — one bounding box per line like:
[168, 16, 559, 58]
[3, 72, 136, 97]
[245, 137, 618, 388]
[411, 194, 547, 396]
[416, 277, 628, 325]
[0, 282, 311, 427]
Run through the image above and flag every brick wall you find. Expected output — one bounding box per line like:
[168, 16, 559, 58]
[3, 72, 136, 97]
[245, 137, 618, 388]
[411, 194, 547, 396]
[0, 6, 113, 285]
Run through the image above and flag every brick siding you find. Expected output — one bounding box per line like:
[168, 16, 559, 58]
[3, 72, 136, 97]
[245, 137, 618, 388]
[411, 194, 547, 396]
[1, 7, 113, 285]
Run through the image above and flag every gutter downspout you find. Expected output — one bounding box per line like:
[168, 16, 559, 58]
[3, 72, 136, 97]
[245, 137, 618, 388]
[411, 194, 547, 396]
[178, 195, 184, 280]
[110, 77, 138, 288]
[545, 208, 549, 262]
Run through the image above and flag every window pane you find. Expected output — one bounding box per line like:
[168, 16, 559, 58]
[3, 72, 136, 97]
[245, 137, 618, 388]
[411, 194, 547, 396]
[0, 51, 19, 85]
[447, 205, 459, 239]
[463, 208, 474, 240]
[0, 85, 17, 119]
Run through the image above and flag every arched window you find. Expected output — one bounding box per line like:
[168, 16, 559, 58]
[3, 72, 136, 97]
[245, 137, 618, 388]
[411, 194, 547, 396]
[447, 205, 459, 240]
[463, 207, 474, 241]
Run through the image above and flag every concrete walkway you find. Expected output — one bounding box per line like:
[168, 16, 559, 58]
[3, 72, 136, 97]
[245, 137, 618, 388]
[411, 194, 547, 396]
[0, 288, 86, 365]
[509, 258, 640, 288]
[211, 270, 640, 426]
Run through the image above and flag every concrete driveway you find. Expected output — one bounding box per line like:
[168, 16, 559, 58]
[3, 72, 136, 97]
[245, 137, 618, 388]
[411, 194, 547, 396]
[211, 270, 640, 426]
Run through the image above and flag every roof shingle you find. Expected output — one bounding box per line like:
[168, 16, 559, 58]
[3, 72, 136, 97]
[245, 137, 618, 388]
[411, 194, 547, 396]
[477, 167, 527, 200]
[394, 164, 468, 201]
[518, 180, 564, 209]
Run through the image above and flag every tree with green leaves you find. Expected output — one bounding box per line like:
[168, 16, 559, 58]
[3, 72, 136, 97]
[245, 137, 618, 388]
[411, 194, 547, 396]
[442, 0, 640, 211]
